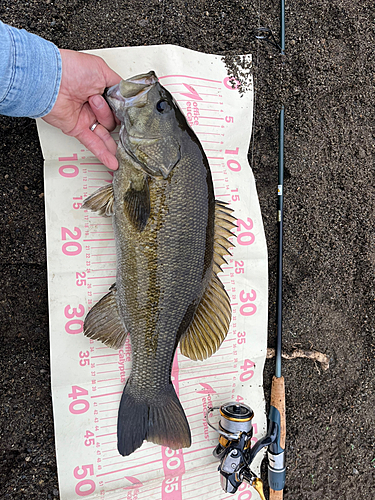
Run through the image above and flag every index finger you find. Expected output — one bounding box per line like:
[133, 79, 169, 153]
[76, 127, 118, 170]
[89, 94, 117, 131]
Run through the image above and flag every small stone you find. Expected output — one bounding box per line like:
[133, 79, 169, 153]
[53, 489, 59, 497]
[4, 174, 9, 179]
[358, 147, 366, 159]
[353, 468, 359, 475]
[24, 186, 28, 190]
[25, 456, 31, 462]
[39, 193, 44, 198]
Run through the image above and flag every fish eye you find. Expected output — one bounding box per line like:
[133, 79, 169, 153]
[156, 100, 171, 113]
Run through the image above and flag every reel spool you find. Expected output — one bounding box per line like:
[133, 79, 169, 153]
[206, 402, 254, 459]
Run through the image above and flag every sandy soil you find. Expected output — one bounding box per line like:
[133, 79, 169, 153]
[0, 1, 374, 498]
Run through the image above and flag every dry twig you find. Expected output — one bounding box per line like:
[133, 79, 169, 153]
[267, 348, 330, 371]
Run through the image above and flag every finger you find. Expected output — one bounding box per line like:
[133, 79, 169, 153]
[76, 128, 118, 170]
[89, 95, 117, 131]
[94, 123, 118, 156]
[98, 58, 122, 88]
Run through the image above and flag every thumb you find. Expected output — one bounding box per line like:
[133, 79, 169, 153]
[97, 57, 122, 89]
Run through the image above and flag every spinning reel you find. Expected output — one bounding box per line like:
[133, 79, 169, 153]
[206, 402, 285, 499]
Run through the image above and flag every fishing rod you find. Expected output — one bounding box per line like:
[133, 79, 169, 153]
[206, 1, 286, 499]
[268, 1, 286, 495]
[268, 106, 286, 500]
[205, 108, 286, 500]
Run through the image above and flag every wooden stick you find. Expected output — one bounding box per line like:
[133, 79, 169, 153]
[267, 347, 330, 371]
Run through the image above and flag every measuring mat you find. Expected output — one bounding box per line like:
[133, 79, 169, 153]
[37, 45, 268, 500]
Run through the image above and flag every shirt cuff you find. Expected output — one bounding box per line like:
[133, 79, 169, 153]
[0, 22, 62, 118]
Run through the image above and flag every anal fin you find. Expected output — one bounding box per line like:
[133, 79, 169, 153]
[84, 284, 128, 349]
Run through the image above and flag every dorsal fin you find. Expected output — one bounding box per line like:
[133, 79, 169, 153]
[83, 284, 128, 349]
[82, 184, 114, 217]
[213, 200, 236, 274]
[179, 201, 236, 361]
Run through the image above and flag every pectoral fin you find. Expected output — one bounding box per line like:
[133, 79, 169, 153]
[82, 184, 114, 217]
[179, 201, 236, 361]
[124, 176, 150, 231]
[84, 284, 128, 349]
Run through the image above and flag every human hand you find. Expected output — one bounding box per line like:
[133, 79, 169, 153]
[43, 49, 121, 170]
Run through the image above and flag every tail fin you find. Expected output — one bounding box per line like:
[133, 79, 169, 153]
[117, 382, 191, 456]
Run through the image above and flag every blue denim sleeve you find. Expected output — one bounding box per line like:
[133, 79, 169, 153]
[0, 21, 62, 118]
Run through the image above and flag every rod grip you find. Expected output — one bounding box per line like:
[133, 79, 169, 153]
[270, 375, 285, 448]
[270, 487, 284, 500]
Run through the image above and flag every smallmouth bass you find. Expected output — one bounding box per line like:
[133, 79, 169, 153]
[82, 71, 236, 456]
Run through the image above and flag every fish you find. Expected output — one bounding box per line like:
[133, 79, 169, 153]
[82, 71, 236, 456]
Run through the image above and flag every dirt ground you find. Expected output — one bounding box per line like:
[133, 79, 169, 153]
[0, 1, 374, 499]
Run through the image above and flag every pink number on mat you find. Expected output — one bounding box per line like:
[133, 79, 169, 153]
[64, 304, 85, 335]
[73, 464, 95, 496]
[70, 399, 89, 414]
[162, 473, 182, 499]
[235, 260, 244, 274]
[239, 289, 257, 317]
[69, 386, 90, 415]
[61, 227, 82, 256]
[225, 148, 241, 172]
[59, 164, 79, 178]
[76, 271, 86, 287]
[64, 304, 85, 318]
[162, 447, 184, 499]
[239, 359, 255, 382]
[223, 77, 241, 90]
[237, 218, 253, 231]
[62, 242, 82, 256]
[164, 476, 180, 494]
[225, 148, 239, 155]
[227, 159, 241, 172]
[236, 218, 255, 246]
[59, 154, 78, 162]
[62, 227, 81, 240]
[65, 319, 83, 335]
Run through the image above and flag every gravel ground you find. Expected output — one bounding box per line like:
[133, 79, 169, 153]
[1, 1, 374, 499]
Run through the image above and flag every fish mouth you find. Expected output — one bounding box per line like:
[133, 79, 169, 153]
[106, 71, 158, 110]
